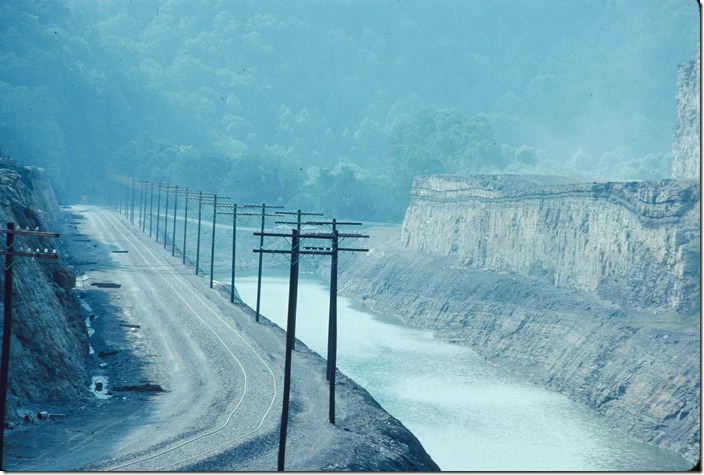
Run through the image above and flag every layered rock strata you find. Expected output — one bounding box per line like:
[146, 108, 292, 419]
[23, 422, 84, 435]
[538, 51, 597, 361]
[335, 174, 700, 463]
[0, 158, 90, 419]
[402, 174, 700, 314]
[672, 46, 700, 180]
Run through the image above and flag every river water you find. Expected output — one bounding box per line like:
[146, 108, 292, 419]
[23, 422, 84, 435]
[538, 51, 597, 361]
[226, 270, 689, 471]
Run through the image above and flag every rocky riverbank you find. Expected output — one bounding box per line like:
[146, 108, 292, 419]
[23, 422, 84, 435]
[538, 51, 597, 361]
[333, 174, 700, 464]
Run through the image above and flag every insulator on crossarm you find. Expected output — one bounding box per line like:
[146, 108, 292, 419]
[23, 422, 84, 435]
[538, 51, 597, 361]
[44, 249, 48, 253]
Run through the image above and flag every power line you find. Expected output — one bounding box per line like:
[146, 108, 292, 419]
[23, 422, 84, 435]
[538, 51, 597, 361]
[254, 226, 367, 470]
[0, 223, 60, 470]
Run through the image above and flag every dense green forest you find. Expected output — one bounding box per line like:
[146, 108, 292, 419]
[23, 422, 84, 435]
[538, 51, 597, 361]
[0, 0, 698, 221]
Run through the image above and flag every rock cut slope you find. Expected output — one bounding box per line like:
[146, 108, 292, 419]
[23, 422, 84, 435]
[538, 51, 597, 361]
[403, 174, 700, 314]
[0, 158, 89, 421]
[337, 174, 700, 463]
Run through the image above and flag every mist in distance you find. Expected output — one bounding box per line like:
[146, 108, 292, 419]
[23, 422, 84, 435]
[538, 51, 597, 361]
[0, 0, 698, 220]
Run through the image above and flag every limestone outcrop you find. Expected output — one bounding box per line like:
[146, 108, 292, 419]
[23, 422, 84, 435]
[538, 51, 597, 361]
[402, 174, 700, 314]
[672, 47, 700, 180]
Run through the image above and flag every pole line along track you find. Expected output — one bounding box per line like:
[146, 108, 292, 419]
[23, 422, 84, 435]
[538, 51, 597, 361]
[94, 208, 279, 471]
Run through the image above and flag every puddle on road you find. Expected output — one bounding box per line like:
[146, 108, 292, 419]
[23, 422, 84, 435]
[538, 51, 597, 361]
[90, 376, 110, 400]
[86, 320, 95, 338]
[81, 300, 96, 337]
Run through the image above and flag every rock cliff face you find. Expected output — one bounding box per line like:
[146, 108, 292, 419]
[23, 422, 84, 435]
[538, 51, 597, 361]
[672, 47, 700, 180]
[0, 158, 89, 419]
[335, 174, 700, 463]
[402, 174, 700, 314]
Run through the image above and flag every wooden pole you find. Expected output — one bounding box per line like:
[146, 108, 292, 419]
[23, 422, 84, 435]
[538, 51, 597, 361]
[277, 229, 299, 471]
[0, 223, 14, 470]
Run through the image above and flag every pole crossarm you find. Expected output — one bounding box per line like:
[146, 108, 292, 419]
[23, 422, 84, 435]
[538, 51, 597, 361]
[240, 203, 284, 209]
[0, 251, 58, 259]
[254, 231, 368, 239]
[275, 220, 331, 226]
[0, 229, 60, 237]
[304, 221, 362, 226]
[204, 197, 232, 203]
[0, 222, 59, 469]
[274, 211, 323, 217]
[108, 175, 223, 202]
[252, 220, 369, 436]
[254, 249, 333, 256]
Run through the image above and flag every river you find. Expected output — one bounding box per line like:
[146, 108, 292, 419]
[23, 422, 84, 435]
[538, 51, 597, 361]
[222, 270, 690, 471]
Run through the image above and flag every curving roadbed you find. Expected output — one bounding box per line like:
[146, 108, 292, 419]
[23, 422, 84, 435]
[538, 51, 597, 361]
[4, 206, 438, 471]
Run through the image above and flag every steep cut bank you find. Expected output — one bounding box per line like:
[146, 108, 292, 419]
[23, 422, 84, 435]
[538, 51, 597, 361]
[403, 174, 699, 314]
[0, 158, 90, 421]
[336, 174, 700, 463]
[672, 45, 700, 180]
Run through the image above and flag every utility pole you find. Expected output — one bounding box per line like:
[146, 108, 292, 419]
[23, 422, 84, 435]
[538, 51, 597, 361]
[130, 178, 135, 224]
[278, 229, 299, 472]
[196, 191, 202, 275]
[210, 194, 217, 288]
[254, 228, 367, 431]
[182, 188, 189, 265]
[214, 199, 256, 304]
[242, 203, 283, 322]
[254, 229, 300, 472]
[255, 203, 267, 320]
[230, 203, 237, 302]
[215, 203, 242, 303]
[125, 179, 130, 219]
[274, 209, 324, 233]
[0, 223, 59, 470]
[138, 182, 143, 230]
[328, 230, 338, 424]
[274, 210, 323, 348]
[149, 182, 154, 238]
[205, 195, 233, 288]
[191, 191, 219, 277]
[163, 185, 170, 249]
[172, 185, 179, 257]
[142, 182, 148, 233]
[306, 219, 362, 381]
[156, 183, 162, 243]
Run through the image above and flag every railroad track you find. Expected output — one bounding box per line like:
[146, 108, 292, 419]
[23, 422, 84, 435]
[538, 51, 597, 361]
[90, 208, 279, 470]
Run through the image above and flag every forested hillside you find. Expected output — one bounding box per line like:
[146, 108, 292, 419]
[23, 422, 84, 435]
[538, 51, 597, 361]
[0, 0, 698, 220]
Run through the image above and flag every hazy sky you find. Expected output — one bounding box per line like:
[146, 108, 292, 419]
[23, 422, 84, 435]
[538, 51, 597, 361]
[0, 0, 699, 205]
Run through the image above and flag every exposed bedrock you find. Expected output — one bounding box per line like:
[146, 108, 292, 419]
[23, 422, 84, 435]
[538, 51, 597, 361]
[672, 45, 700, 180]
[335, 174, 700, 463]
[402, 174, 700, 314]
[0, 158, 90, 420]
